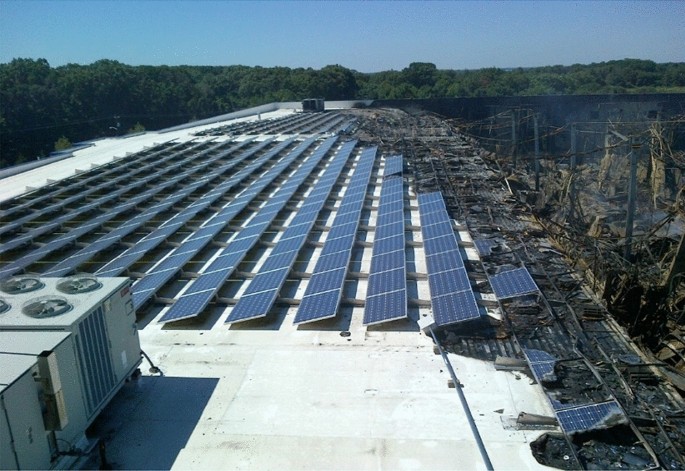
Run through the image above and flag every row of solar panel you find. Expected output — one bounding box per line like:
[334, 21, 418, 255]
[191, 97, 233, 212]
[364, 161, 407, 325]
[293, 147, 377, 324]
[95, 138, 303, 279]
[196, 111, 324, 137]
[417, 191, 481, 327]
[0, 138, 249, 257]
[215, 140, 358, 324]
[156, 136, 340, 320]
[38, 139, 264, 277]
[0, 139, 229, 242]
[0, 139, 255, 279]
[0, 140, 189, 223]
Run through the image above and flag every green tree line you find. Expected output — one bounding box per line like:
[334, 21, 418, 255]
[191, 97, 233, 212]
[1, 58, 684, 167]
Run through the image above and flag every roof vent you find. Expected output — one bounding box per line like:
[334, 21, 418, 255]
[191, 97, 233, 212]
[0, 276, 45, 294]
[22, 295, 73, 318]
[0, 298, 10, 315]
[57, 275, 102, 295]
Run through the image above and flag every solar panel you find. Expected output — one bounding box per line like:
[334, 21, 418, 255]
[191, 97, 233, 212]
[363, 171, 406, 325]
[431, 291, 480, 326]
[226, 290, 279, 323]
[159, 136, 339, 323]
[523, 349, 558, 384]
[474, 239, 498, 257]
[383, 155, 403, 177]
[364, 290, 407, 325]
[293, 146, 377, 325]
[418, 191, 482, 326]
[428, 268, 471, 296]
[489, 267, 538, 299]
[369, 250, 405, 273]
[158, 290, 216, 323]
[555, 401, 626, 434]
[295, 289, 343, 324]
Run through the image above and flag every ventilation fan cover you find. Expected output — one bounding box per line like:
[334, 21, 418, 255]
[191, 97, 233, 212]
[57, 275, 102, 294]
[22, 295, 73, 318]
[0, 298, 10, 315]
[0, 276, 44, 294]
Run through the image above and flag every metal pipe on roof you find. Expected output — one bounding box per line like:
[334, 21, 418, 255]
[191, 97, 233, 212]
[429, 327, 495, 471]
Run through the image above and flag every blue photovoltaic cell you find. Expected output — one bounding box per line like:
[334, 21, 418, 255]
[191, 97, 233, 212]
[373, 234, 405, 255]
[523, 348, 558, 383]
[364, 290, 407, 325]
[418, 191, 482, 325]
[158, 291, 216, 323]
[315, 252, 350, 273]
[374, 220, 405, 240]
[296, 289, 342, 324]
[426, 251, 464, 273]
[271, 236, 306, 254]
[384, 155, 403, 177]
[431, 291, 480, 326]
[367, 268, 405, 297]
[370, 250, 405, 273]
[305, 268, 347, 295]
[474, 239, 498, 256]
[226, 290, 279, 322]
[490, 267, 538, 299]
[423, 234, 459, 255]
[320, 235, 356, 256]
[428, 268, 471, 296]
[244, 268, 290, 294]
[555, 401, 626, 434]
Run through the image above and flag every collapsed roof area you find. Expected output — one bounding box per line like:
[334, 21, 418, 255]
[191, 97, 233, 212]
[1, 98, 684, 470]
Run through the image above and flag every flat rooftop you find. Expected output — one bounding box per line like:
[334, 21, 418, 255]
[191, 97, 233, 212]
[2, 105, 682, 470]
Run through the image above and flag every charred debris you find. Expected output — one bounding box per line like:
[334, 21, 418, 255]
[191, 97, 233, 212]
[344, 104, 685, 470]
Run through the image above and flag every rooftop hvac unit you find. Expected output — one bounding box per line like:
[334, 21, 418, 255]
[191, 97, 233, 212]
[0, 275, 140, 420]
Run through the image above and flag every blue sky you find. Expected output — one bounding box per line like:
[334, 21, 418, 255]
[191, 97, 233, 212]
[1, 1, 683, 72]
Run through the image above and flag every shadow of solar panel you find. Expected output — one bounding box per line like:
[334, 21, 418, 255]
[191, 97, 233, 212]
[294, 289, 342, 324]
[432, 291, 480, 326]
[363, 289, 407, 325]
[226, 290, 279, 323]
[428, 268, 470, 296]
[490, 267, 538, 299]
[555, 401, 626, 434]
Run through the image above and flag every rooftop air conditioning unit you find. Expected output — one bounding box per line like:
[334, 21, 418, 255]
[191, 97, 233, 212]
[0, 276, 141, 470]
